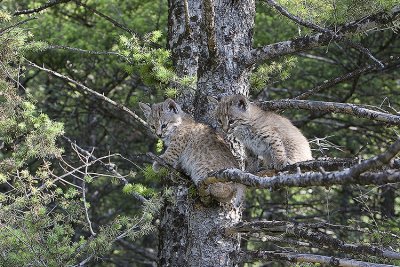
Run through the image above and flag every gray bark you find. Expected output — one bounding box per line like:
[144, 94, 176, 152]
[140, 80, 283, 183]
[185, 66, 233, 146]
[158, 1, 255, 266]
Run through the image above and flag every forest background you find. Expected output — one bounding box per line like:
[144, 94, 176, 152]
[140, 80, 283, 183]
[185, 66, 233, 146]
[0, 0, 400, 266]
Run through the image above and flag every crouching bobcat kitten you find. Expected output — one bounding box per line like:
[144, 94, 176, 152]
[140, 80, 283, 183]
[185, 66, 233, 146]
[215, 95, 312, 171]
[139, 99, 244, 204]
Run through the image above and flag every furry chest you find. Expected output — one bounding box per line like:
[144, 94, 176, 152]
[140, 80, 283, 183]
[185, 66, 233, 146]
[233, 126, 271, 156]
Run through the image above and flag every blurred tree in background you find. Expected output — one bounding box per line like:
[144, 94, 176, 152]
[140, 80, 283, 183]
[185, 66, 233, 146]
[0, 0, 399, 266]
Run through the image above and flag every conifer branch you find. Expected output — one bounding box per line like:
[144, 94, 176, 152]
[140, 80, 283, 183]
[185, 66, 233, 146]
[258, 99, 400, 126]
[46, 45, 130, 61]
[247, 5, 400, 65]
[263, 0, 385, 68]
[0, 17, 37, 35]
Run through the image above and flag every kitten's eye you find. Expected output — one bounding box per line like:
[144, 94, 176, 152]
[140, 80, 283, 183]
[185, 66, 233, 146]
[151, 125, 155, 131]
[228, 119, 235, 125]
[217, 119, 222, 125]
[161, 124, 167, 129]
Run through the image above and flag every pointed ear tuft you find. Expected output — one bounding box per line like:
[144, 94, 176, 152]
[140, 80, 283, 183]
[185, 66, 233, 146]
[165, 99, 180, 114]
[237, 95, 248, 111]
[139, 102, 151, 119]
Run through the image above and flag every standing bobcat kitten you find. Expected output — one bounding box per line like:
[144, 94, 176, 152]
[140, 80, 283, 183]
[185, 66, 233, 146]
[215, 95, 312, 170]
[139, 99, 244, 204]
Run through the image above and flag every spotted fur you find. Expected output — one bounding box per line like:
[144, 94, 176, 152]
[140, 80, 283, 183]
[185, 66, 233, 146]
[139, 99, 244, 204]
[215, 95, 312, 170]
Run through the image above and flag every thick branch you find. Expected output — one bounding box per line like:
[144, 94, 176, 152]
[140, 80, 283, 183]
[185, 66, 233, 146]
[280, 158, 356, 172]
[230, 221, 400, 260]
[207, 139, 400, 190]
[27, 60, 147, 127]
[240, 251, 397, 267]
[258, 100, 400, 126]
[246, 5, 400, 65]
[14, 0, 71, 16]
[262, 0, 385, 68]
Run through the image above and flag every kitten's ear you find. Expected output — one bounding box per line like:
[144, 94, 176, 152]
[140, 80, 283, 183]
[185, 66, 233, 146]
[139, 102, 151, 119]
[165, 99, 180, 114]
[236, 95, 248, 111]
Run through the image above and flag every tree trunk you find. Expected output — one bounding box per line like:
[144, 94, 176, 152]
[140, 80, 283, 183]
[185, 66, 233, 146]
[158, 0, 255, 266]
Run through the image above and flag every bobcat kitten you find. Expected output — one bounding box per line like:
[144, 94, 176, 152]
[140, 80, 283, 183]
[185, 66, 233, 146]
[139, 99, 244, 203]
[215, 95, 312, 170]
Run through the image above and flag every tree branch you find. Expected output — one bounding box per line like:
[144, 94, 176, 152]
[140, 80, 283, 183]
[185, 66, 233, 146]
[239, 250, 398, 267]
[206, 139, 400, 190]
[262, 0, 328, 33]
[229, 220, 400, 260]
[14, 0, 72, 16]
[262, 0, 386, 68]
[0, 17, 37, 35]
[258, 99, 400, 126]
[294, 57, 400, 100]
[203, 0, 218, 60]
[246, 5, 400, 65]
[73, 0, 138, 36]
[26, 60, 147, 127]
[46, 45, 130, 61]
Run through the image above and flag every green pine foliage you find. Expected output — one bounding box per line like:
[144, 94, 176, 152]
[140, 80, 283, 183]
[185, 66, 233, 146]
[118, 31, 196, 99]
[0, 13, 162, 266]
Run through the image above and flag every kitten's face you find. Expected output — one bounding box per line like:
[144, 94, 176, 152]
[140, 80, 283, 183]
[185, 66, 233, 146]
[215, 95, 248, 133]
[139, 99, 183, 140]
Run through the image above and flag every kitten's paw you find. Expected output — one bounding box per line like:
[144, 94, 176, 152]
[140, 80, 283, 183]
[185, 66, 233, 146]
[152, 161, 162, 172]
[208, 182, 234, 203]
[271, 158, 288, 171]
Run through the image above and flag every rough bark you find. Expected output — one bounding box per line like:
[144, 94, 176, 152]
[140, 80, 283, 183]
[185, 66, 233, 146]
[158, 1, 256, 266]
[194, 0, 255, 125]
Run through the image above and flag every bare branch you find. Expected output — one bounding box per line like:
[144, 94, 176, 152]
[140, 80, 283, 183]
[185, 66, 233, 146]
[207, 139, 400, 190]
[294, 57, 400, 100]
[63, 136, 147, 203]
[239, 250, 398, 267]
[73, 0, 138, 36]
[230, 220, 400, 260]
[262, 0, 328, 33]
[82, 152, 96, 236]
[26, 60, 148, 127]
[342, 39, 385, 68]
[258, 99, 400, 126]
[14, 0, 72, 16]
[280, 158, 357, 172]
[246, 5, 400, 65]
